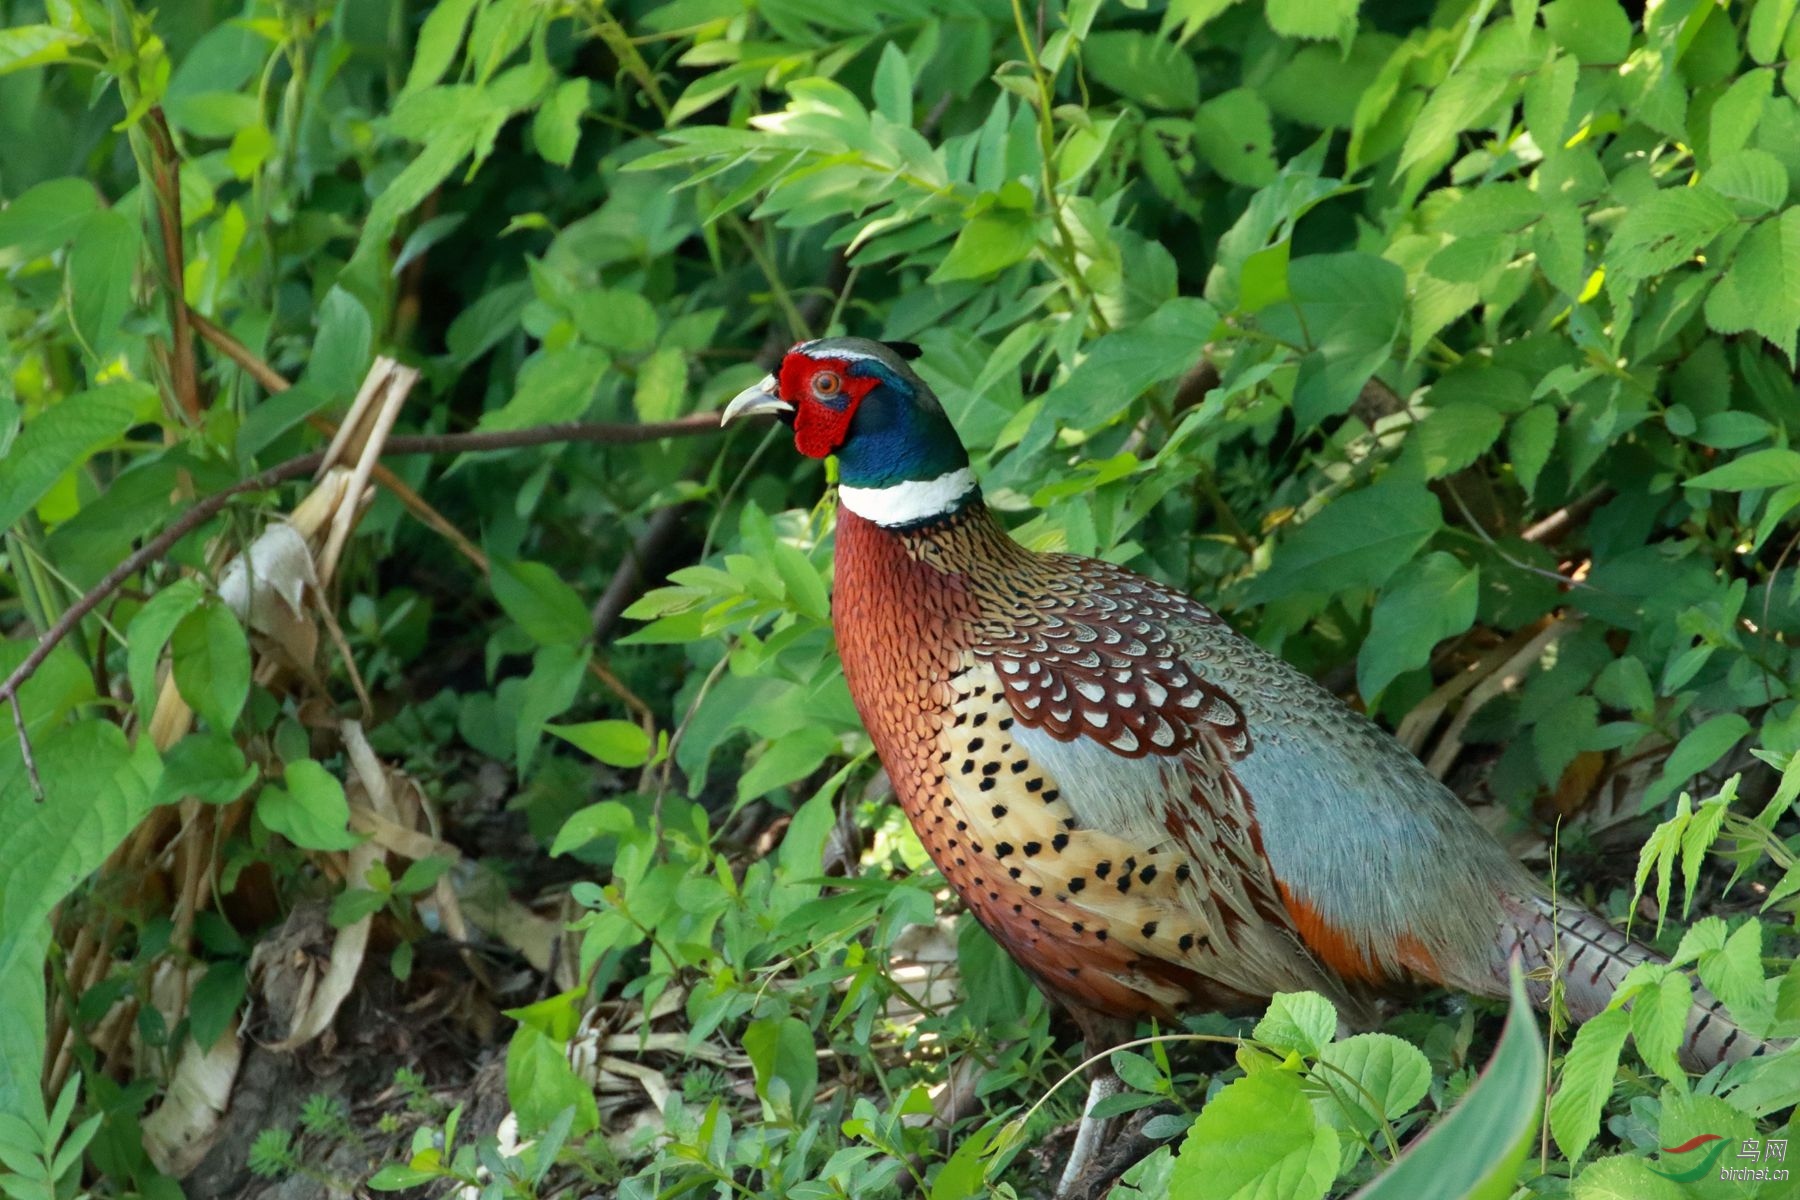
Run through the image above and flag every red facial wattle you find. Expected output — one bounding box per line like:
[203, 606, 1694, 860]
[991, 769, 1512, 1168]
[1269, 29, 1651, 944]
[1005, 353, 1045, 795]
[782, 354, 879, 458]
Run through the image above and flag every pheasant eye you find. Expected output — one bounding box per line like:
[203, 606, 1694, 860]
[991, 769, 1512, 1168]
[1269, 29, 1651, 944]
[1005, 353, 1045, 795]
[812, 371, 843, 399]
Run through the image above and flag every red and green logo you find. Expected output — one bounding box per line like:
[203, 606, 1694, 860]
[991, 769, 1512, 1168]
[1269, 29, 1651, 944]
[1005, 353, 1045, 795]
[1651, 1134, 1729, 1182]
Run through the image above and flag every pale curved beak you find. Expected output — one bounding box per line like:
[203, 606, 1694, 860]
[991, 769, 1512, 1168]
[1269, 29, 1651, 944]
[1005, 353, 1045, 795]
[720, 374, 793, 425]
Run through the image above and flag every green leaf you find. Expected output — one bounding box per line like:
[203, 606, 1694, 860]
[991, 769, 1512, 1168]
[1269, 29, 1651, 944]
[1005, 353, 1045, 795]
[1649, 714, 1750, 804]
[514, 643, 589, 773]
[1170, 1067, 1336, 1200]
[872, 42, 913, 124]
[1508, 405, 1559, 495]
[0, 24, 83, 76]
[572, 288, 658, 352]
[738, 725, 841, 800]
[632, 346, 688, 423]
[1082, 31, 1200, 111]
[1706, 149, 1790, 215]
[1030, 297, 1220, 453]
[257, 761, 361, 851]
[1571, 1156, 1690, 1200]
[1265, 0, 1359, 43]
[1627, 969, 1690, 1081]
[743, 1016, 819, 1120]
[480, 345, 609, 431]
[1277, 252, 1406, 426]
[67, 209, 140, 360]
[549, 720, 652, 768]
[1685, 446, 1800, 491]
[0, 177, 100, 257]
[1398, 70, 1510, 177]
[404, 0, 481, 94]
[1358, 552, 1479, 700]
[0, 721, 159, 1113]
[0, 382, 153, 536]
[929, 209, 1038, 283]
[1245, 481, 1443, 604]
[1703, 208, 1800, 364]
[1194, 88, 1277, 186]
[1542, 0, 1632, 63]
[1548, 1005, 1630, 1162]
[532, 78, 588, 166]
[154, 733, 258, 807]
[505, 1023, 599, 1135]
[1709, 67, 1774, 160]
[1254, 991, 1338, 1057]
[1750, 0, 1799, 64]
[1604, 186, 1735, 281]
[1416, 402, 1504, 478]
[1316, 1033, 1431, 1125]
[1696, 921, 1765, 1014]
[302, 286, 373, 399]
[170, 601, 252, 732]
[1524, 54, 1579, 152]
[125, 581, 205, 725]
[490, 559, 590, 646]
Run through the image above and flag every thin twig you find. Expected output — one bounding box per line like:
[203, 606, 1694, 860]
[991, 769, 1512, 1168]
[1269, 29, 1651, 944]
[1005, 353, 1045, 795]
[8, 692, 43, 802]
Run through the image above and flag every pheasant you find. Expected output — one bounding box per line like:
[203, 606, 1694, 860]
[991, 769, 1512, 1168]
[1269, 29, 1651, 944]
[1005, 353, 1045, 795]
[721, 336, 1766, 1192]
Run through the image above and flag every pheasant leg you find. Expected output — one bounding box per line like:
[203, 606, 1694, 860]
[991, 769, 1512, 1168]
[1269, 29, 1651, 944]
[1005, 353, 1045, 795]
[1055, 1069, 1121, 1197]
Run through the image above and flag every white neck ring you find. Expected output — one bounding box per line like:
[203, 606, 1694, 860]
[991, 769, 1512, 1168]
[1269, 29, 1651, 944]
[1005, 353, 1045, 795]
[838, 467, 977, 528]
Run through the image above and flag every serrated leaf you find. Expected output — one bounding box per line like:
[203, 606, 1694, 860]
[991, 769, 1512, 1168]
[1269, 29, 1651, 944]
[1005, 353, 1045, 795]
[1703, 208, 1800, 364]
[1706, 149, 1789, 215]
[1542, 0, 1632, 63]
[1265, 0, 1359, 43]
[1696, 921, 1765, 1014]
[1170, 1068, 1336, 1200]
[1083, 31, 1200, 110]
[1254, 991, 1338, 1057]
[1709, 67, 1774, 160]
[1604, 186, 1735, 281]
[1417, 401, 1504, 477]
[1399, 69, 1510, 177]
[1316, 1033, 1431, 1126]
[1687, 446, 1800, 490]
[1627, 969, 1690, 1082]
[1508, 404, 1559, 495]
[1548, 1005, 1630, 1162]
[1194, 88, 1277, 186]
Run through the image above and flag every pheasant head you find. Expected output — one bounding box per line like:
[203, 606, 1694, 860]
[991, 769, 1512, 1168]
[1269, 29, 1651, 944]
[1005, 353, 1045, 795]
[722, 337, 977, 528]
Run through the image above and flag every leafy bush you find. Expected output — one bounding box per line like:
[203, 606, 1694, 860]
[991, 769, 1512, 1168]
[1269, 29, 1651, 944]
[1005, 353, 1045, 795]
[2, 0, 1798, 1197]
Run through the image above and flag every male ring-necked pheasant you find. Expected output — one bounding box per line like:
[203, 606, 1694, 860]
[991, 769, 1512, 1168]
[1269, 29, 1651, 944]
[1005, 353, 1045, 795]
[721, 337, 1765, 1191]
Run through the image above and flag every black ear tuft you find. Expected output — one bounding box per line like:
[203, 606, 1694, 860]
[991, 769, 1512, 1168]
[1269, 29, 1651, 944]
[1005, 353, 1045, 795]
[888, 340, 924, 361]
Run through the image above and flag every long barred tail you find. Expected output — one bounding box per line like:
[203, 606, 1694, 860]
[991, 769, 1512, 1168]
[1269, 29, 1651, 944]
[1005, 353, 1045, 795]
[1497, 894, 1765, 1071]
